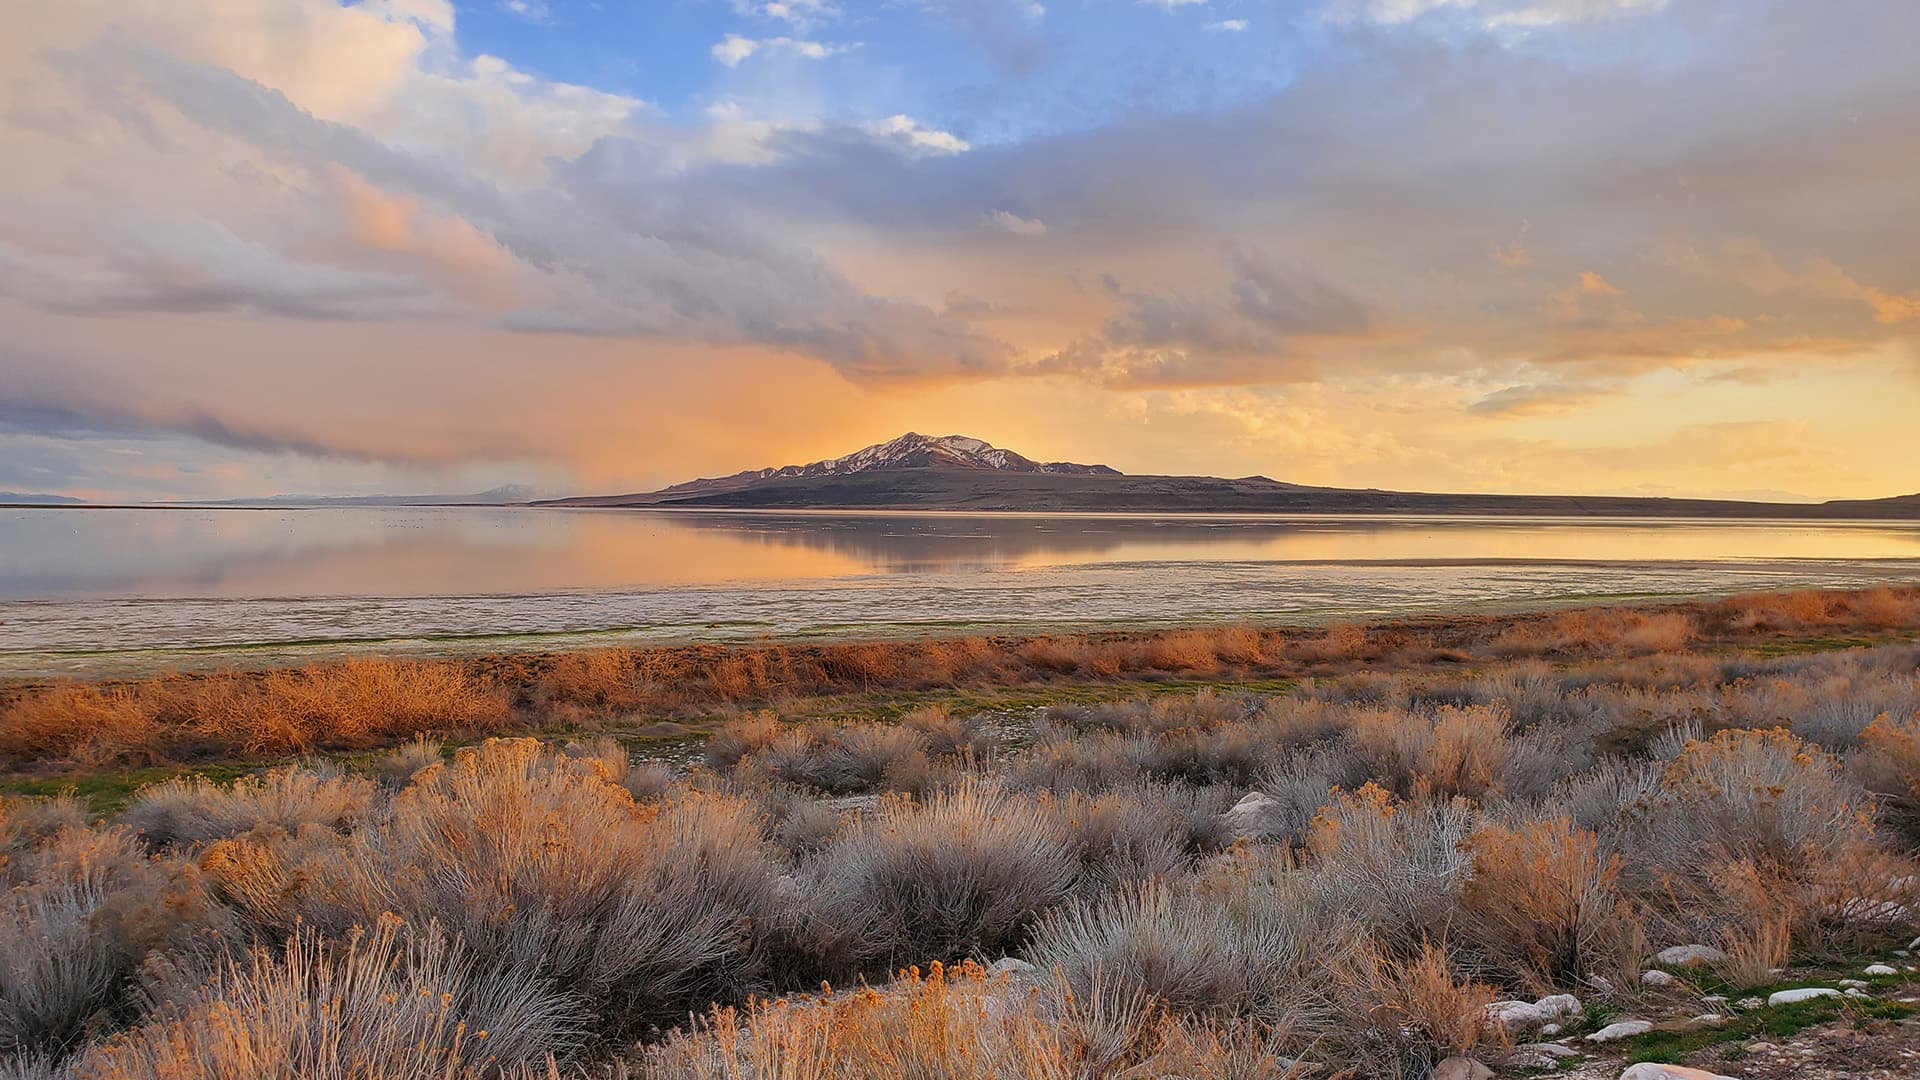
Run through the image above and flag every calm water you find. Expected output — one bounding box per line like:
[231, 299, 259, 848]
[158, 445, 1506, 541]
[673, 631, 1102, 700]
[3, 507, 1919, 676]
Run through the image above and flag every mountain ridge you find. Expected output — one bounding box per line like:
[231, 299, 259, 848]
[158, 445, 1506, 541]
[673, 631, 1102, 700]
[543, 434, 1920, 519]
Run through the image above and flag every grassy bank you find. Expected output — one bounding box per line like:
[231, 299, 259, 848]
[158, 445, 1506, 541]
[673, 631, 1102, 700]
[4, 585, 1918, 778]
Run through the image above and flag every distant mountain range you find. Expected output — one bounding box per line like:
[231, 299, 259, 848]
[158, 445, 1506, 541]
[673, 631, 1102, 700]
[0, 492, 84, 505]
[544, 434, 1920, 518]
[195, 485, 538, 508]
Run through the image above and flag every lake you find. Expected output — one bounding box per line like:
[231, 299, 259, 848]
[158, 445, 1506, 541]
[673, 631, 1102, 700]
[3, 507, 1919, 677]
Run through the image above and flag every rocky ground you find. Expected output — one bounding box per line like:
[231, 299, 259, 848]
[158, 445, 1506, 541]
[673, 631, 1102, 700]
[1472, 941, 1920, 1080]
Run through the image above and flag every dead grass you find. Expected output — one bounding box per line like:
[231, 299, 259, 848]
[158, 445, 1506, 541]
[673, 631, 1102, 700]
[640, 960, 1306, 1080]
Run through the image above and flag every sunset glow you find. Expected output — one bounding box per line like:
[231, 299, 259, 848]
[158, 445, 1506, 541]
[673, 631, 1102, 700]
[2, 1, 1915, 502]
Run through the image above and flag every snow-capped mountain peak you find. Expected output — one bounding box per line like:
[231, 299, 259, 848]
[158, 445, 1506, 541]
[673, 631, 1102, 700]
[660, 433, 1119, 497]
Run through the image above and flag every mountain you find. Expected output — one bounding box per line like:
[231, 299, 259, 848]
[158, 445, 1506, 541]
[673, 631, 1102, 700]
[0, 492, 83, 505]
[200, 485, 538, 507]
[611, 433, 1119, 504]
[544, 434, 1920, 519]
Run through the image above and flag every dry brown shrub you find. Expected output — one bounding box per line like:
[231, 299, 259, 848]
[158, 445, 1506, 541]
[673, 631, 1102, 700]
[1460, 818, 1624, 992]
[1490, 609, 1694, 659]
[1718, 920, 1790, 990]
[1018, 637, 1094, 676]
[0, 662, 510, 768]
[1299, 623, 1370, 663]
[1209, 626, 1267, 665]
[538, 649, 640, 710]
[1711, 589, 1851, 634]
[1846, 584, 1920, 631]
[1353, 941, 1503, 1061]
[1141, 631, 1226, 673]
[642, 961, 1303, 1080]
[642, 962, 1071, 1080]
[1859, 710, 1920, 801]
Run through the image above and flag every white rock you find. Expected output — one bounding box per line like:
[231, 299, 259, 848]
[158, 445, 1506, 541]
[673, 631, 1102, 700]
[987, 957, 1036, 977]
[1689, 1014, 1727, 1025]
[1536, 994, 1583, 1019]
[1864, 963, 1898, 976]
[1221, 791, 1285, 840]
[1585, 1019, 1654, 1042]
[1641, 969, 1678, 987]
[1655, 944, 1729, 968]
[1766, 987, 1840, 1006]
[1619, 1065, 1741, 1080]
[1908, 937, 1920, 950]
[1846, 987, 1870, 998]
[1838, 979, 1869, 988]
[1486, 994, 1581, 1034]
[1538, 1023, 1562, 1037]
[1485, 1000, 1547, 1032]
[1586, 973, 1615, 994]
[1734, 996, 1764, 1010]
[1514, 1043, 1579, 1059]
[1699, 994, 1728, 1004]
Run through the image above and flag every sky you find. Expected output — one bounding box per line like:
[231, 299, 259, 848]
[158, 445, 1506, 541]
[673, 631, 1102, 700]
[1, 0, 1916, 502]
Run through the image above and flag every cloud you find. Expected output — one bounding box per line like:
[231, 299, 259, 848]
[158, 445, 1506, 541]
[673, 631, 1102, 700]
[499, 0, 549, 21]
[1700, 240, 1920, 325]
[1467, 380, 1621, 416]
[875, 115, 972, 155]
[1327, 0, 1669, 31]
[711, 33, 855, 67]
[733, 0, 843, 33]
[985, 209, 1047, 236]
[1205, 20, 1251, 32]
[1036, 249, 1380, 387]
[2, 0, 1918, 497]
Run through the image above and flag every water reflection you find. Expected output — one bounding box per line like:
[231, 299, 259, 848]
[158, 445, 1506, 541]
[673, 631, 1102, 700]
[4, 508, 1920, 600]
[4, 508, 1920, 674]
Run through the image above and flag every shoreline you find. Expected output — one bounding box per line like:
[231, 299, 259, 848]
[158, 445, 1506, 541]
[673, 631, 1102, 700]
[0, 580, 1894, 681]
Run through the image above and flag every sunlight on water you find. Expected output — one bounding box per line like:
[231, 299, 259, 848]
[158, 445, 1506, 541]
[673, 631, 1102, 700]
[3, 507, 1918, 676]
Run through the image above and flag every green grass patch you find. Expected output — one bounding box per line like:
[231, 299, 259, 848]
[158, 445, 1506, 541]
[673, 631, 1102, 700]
[1, 762, 260, 816]
[1623, 994, 1914, 1064]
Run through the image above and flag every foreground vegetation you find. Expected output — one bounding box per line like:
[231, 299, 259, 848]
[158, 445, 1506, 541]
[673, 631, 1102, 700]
[3, 587, 1920, 1077]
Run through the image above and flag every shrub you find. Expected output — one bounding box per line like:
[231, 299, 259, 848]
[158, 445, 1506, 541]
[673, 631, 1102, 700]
[1460, 818, 1626, 992]
[1, 827, 217, 1058]
[1303, 784, 1473, 952]
[372, 736, 445, 787]
[69, 918, 577, 1079]
[1343, 941, 1502, 1074]
[809, 785, 1078, 970]
[641, 960, 1303, 1080]
[199, 740, 789, 1033]
[1051, 789, 1188, 890]
[1025, 871, 1347, 1027]
[120, 766, 375, 848]
[1637, 728, 1871, 876]
[1346, 705, 1512, 800]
